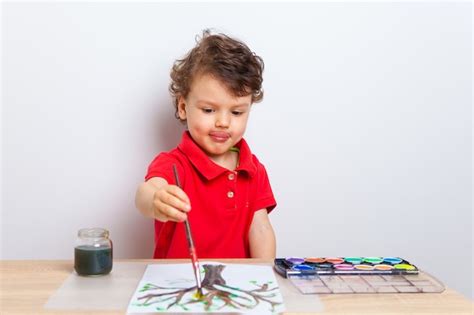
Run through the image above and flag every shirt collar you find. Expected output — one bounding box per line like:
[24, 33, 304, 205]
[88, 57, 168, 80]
[178, 131, 257, 180]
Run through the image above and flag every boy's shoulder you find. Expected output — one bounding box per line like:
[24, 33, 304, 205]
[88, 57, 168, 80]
[149, 146, 186, 166]
[145, 147, 188, 182]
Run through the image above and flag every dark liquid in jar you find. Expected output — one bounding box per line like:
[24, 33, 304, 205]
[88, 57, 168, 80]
[74, 245, 112, 276]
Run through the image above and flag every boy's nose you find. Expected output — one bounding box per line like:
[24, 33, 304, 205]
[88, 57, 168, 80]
[215, 114, 230, 128]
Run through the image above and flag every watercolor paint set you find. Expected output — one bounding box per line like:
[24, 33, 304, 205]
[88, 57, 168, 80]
[274, 257, 445, 294]
[274, 256, 419, 277]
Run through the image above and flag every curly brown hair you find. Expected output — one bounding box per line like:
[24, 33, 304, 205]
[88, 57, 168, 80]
[169, 29, 264, 121]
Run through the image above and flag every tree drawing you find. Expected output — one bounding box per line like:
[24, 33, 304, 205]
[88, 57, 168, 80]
[136, 264, 283, 312]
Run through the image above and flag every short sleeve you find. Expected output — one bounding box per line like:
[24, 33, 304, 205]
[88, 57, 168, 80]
[145, 153, 184, 185]
[250, 161, 277, 213]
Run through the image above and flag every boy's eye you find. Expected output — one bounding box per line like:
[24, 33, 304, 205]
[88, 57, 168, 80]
[202, 108, 214, 113]
[232, 111, 243, 116]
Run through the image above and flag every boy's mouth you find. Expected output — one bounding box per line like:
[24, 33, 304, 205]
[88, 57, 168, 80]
[209, 131, 230, 143]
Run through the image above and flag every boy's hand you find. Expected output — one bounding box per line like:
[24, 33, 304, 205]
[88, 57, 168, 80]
[152, 184, 191, 222]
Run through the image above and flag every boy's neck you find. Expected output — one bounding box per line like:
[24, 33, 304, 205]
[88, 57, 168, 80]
[209, 148, 239, 171]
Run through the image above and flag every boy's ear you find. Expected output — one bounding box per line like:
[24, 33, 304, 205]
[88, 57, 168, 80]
[177, 96, 187, 120]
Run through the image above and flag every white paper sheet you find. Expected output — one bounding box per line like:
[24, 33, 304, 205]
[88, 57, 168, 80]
[127, 262, 285, 314]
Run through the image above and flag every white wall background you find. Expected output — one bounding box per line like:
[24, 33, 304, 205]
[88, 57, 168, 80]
[2, 2, 472, 300]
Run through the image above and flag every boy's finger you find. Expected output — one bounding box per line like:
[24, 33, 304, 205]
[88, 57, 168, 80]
[167, 186, 191, 210]
[161, 204, 187, 222]
[163, 193, 191, 213]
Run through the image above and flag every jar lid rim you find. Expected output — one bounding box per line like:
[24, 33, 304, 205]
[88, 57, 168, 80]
[78, 227, 109, 238]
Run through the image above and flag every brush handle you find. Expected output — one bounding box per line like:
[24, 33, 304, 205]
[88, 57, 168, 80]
[184, 220, 195, 249]
[172, 164, 202, 290]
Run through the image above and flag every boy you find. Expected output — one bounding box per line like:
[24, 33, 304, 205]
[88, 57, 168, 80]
[135, 30, 276, 259]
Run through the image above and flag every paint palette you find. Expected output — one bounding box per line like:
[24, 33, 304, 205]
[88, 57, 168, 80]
[274, 257, 445, 294]
[274, 257, 419, 277]
[287, 273, 445, 294]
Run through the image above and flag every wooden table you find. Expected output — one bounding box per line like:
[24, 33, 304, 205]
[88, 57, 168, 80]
[1, 259, 472, 314]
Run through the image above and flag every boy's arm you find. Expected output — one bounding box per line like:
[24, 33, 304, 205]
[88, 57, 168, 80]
[248, 209, 276, 259]
[135, 177, 168, 220]
[135, 177, 190, 222]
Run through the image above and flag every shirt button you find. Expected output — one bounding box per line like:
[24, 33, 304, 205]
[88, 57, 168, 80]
[227, 191, 234, 198]
[228, 173, 235, 180]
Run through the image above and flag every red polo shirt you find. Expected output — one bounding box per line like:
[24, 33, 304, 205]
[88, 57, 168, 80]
[145, 131, 276, 259]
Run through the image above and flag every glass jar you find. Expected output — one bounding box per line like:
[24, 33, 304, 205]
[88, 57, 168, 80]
[74, 227, 113, 276]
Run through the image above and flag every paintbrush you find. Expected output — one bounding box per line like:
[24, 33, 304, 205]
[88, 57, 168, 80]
[172, 164, 203, 297]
